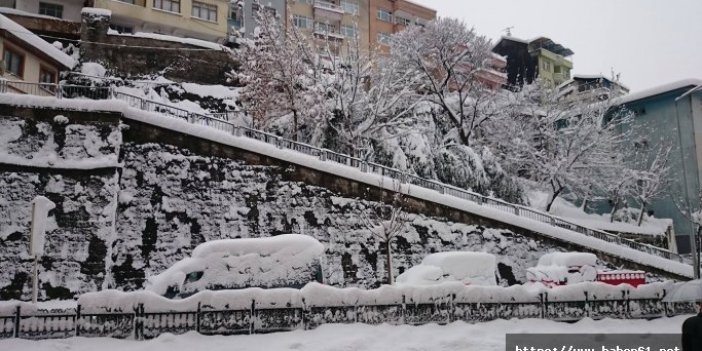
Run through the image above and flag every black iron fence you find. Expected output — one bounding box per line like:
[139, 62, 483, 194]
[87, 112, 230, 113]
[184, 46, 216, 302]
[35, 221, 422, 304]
[0, 296, 695, 341]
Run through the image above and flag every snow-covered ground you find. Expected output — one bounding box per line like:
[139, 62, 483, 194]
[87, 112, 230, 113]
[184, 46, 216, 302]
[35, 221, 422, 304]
[527, 191, 672, 236]
[0, 316, 691, 351]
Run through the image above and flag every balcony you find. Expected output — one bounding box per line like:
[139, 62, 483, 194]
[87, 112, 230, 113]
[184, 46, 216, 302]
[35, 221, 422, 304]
[314, 27, 345, 40]
[314, 1, 344, 21]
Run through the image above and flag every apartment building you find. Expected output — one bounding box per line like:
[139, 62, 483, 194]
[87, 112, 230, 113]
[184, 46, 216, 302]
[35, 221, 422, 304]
[369, 0, 434, 53]
[492, 36, 574, 88]
[557, 74, 629, 102]
[284, 0, 434, 53]
[0, 0, 230, 42]
[92, 0, 230, 42]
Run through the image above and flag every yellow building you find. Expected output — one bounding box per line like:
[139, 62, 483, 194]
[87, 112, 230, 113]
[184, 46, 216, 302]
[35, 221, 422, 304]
[0, 13, 74, 94]
[287, 0, 435, 54]
[92, 0, 229, 42]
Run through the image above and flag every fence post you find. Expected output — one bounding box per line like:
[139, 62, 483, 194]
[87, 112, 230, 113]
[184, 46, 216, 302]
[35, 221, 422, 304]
[13, 305, 20, 338]
[539, 293, 546, 319]
[439, 185, 445, 194]
[0, 80, 6, 93]
[75, 304, 81, 337]
[140, 98, 147, 111]
[319, 150, 327, 161]
[196, 302, 201, 334]
[584, 291, 590, 318]
[513, 205, 520, 216]
[55, 84, 62, 99]
[134, 303, 144, 341]
[250, 299, 255, 335]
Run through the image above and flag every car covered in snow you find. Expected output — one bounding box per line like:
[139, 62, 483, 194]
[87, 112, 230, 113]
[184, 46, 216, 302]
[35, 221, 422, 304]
[526, 252, 647, 287]
[395, 252, 497, 286]
[526, 252, 598, 287]
[146, 234, 325, 298]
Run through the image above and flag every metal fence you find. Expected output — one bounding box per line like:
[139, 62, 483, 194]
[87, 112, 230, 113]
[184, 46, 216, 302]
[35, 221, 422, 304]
[0, 80, 686, 265]
[0, 297, 695, 341]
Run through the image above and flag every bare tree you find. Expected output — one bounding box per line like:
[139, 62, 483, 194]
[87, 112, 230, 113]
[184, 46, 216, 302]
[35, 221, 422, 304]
[631, 143, 672, 225]
[362, 186, 408, 285]
[236, 2, 326, 141]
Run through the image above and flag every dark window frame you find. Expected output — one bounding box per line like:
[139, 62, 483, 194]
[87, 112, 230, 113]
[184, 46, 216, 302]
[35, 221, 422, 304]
[38, 2, 64, 18]
[3, 45, 25, 79]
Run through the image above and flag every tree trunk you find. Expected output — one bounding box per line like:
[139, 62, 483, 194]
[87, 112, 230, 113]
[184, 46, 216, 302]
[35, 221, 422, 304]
[609, 199, 620, 223]
[292, 109, 299, 142]
[386, 239, 393, 285]
[545, 187, 563, 213]
[637, 202, 647, 226]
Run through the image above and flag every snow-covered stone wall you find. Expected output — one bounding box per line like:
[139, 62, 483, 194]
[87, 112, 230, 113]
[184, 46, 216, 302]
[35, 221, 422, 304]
[0, 108, 583, 300]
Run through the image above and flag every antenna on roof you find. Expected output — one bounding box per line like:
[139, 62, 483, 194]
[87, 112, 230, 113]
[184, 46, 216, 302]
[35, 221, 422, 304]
[503, 26, 514, 36]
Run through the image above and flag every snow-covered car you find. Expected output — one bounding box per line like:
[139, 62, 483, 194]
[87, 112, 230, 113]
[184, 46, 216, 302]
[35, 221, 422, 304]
[146, 234, 325, 298]
[396, 252, 497, 286]
[526, 252, 598, 287]
[526, 252, 647, 287]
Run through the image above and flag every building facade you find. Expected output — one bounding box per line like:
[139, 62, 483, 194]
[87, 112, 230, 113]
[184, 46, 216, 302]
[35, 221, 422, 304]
[558, 75, 629, 102]
[233, 0, 435, 53]
[0, 14, 74, 93]
[606, 80, 702, 253]
[1, 0, 230, 42]
[492, 36, 574, 89]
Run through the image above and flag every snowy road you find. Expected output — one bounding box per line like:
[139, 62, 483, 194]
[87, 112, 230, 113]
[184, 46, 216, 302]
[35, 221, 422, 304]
[0, 316, 690, 351]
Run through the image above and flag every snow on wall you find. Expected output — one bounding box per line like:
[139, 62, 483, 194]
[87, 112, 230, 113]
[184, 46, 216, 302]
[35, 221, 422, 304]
[0, 108, 580, 299]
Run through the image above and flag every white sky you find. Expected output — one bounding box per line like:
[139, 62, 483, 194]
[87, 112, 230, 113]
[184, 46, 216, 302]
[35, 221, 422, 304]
[411, 0, 702, 93]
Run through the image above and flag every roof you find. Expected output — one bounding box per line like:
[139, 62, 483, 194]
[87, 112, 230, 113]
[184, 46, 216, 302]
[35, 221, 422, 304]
[528, 37, 574, 57]
[616, 79, 702, 105]
[556, 74, 630, 92]
[494, 36, 574, 57]
[0, 14, 75, 68]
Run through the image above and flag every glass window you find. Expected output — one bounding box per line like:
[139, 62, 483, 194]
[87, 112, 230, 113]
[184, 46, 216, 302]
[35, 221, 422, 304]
[110, 24, 134, 33]
[377, 8, 392, 22]
[153, 0, 180, 13]
[39, 66, 56, 86]
[341, 1, 358, 15]
[293, 14, 313, 29]
[39, 2, 63, 18]
[3, 48, 23, 78]
[192, 1, 217, 21]
[341, 25, 356, 38]
[395, 16, 412, 26]
[377, 32, 392, 45]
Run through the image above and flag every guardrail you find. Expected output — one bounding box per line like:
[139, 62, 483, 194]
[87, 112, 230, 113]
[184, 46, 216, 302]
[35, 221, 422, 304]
[0, 80, 686, 265]
[0, 296, 695, 340]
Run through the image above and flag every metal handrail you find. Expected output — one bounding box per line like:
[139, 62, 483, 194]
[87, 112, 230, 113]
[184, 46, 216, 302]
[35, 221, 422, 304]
[0, 79, 686, 265]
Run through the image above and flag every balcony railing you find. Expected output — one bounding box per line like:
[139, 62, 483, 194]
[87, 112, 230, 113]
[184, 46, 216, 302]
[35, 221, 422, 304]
[313, 1, 344, 13]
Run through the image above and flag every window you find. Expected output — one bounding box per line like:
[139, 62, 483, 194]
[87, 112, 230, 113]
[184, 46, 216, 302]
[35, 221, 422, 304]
[377, 8, 392, 22]
[110, 24, 134, 33]
[116, 0, 136, 4]
[296, 0, 313, 4]
[192, 1, 217, 21]
[153, 0, 180, 13]
[341, 1, 358, 15]
[39, 2, 63, 18]
[315, 22, 336, 33]
[377, 32, 392, 45]
[3, 47, 23, 78]
[39, 66, 57, 93]
[293, 15, 313, 29]
[395, 16, 412, 26]
[341, 25, 356, 38]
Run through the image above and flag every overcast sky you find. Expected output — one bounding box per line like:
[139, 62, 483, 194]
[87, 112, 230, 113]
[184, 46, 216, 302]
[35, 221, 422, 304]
[411, 0, 702, 93]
